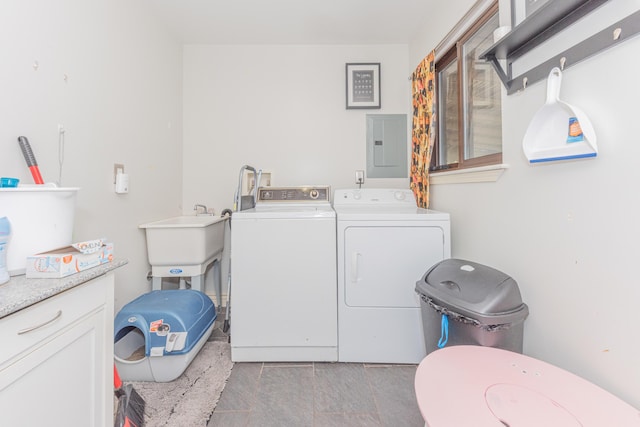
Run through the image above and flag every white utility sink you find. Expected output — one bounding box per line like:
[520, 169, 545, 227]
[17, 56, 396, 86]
[140, 215, 226, 266]
[139, 215, 228, 302]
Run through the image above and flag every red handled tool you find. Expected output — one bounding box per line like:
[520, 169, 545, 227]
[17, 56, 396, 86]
[114, 364, 146, 427]
[17, 136, 44, 184]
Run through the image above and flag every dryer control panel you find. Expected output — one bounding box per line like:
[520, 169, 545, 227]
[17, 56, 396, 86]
[258, 186, 331, 203]
[334, 188, 417, 206]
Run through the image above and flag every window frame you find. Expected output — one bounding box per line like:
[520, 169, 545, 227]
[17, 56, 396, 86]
[431, 2, 502, 173]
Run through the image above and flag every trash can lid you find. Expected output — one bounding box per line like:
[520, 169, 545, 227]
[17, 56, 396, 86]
[416, 259, 528, 323]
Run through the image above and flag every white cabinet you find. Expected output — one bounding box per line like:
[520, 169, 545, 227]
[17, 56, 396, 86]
[0, 273, 114, 427]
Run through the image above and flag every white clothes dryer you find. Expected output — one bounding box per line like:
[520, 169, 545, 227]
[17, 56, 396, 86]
[334, 188, 451, 363]
[230, 186, 337, 362]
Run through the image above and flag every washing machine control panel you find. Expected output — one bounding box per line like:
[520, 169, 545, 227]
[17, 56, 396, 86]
[258, 186, 331, 203]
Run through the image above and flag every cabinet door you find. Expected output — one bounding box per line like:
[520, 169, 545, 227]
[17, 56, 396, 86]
[0, 305, 110, 426]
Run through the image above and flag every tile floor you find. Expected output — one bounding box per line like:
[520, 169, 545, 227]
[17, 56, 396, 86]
[206, 311, 424, 427]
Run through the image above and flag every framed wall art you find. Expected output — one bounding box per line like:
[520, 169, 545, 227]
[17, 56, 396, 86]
[345, 63, 381, 109]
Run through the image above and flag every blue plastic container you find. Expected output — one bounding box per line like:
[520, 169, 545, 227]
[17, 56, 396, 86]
[114, 290, 216, 382]
[0, 178, 19, 188]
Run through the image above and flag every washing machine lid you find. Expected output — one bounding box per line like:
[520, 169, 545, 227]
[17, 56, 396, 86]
[233, 204, 335, 219]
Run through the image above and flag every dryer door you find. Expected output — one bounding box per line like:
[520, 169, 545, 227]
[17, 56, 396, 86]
[344, 225, 445, 308]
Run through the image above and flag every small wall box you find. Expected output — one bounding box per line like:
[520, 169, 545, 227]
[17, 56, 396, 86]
[25, 243, 114, 278]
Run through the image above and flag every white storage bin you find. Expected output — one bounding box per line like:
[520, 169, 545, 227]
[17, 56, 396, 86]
[0, 185, 78, 275]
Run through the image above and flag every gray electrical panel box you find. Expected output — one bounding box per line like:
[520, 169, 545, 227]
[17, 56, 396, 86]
[366, 114, 408, 178]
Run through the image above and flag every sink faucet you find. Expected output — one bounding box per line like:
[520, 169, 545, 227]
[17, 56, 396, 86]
[194, 204, 208, 214]
[234, 165, 261, 212]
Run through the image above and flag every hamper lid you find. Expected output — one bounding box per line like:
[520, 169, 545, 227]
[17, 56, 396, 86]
[416, 259, 527, 324]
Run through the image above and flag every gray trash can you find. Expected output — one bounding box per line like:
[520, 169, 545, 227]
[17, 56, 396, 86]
[415, 259, 528, 355]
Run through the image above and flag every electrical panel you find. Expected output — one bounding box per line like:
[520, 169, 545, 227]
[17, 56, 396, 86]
[366, 114, 408, 178]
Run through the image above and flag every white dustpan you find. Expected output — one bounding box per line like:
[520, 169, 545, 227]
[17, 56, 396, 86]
[523, 67, 597, 163]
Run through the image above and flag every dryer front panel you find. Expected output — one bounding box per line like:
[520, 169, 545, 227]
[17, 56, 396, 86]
[343, 225, 445, 308]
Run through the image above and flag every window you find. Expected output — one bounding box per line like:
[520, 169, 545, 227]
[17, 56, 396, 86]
[432, 3, 502, 172]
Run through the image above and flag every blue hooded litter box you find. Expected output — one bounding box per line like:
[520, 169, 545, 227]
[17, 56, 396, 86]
[114, 289, 216, 382]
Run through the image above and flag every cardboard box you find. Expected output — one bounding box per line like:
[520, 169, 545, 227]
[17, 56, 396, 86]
[25, 242, 114, 279]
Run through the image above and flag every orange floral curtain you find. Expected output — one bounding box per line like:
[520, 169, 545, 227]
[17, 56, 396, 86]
[410, 51, 436, 209]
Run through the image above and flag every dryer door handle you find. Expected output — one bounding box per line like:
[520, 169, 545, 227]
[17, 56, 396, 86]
[351, 252, 361, 282]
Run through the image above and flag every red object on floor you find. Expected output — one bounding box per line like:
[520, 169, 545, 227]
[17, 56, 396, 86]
[114, 364, 145, 427]
[114, 364, 123, 389]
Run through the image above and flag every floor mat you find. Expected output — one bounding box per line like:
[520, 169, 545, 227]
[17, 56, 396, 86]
[126, 341, 233, 427]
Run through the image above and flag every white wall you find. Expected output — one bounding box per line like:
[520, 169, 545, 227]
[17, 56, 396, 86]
[0, 0, 183, 312]
[182, 44, 412, 215]
[183, 45, 414, 297]
[408, 0, 478, 66]
[410, 0, 640, 408]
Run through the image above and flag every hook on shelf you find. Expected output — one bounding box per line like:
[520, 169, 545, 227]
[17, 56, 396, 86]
[613, 27, 622, 40]
[560, 57, 567, 70]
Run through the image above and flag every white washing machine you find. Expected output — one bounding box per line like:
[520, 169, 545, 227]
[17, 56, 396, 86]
[230, 186, 337, 362]
[334, 188, 451, 364]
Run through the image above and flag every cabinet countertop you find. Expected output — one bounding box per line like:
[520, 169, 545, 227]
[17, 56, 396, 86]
[0, 259, 127, 319]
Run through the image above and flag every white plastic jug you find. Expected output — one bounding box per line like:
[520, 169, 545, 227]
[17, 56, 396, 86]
[0, 217, 10, 284]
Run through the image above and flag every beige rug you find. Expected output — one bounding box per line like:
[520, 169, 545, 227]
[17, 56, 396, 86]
[127, 341, 233, 427]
